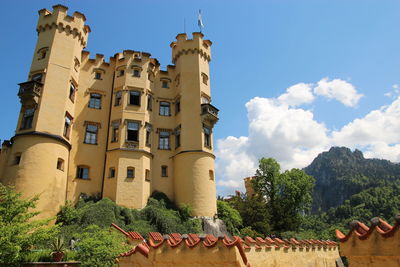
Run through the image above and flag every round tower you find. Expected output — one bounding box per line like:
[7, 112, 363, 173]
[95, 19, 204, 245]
[0, 5, 89, 219]
[170, 33, 218, 217]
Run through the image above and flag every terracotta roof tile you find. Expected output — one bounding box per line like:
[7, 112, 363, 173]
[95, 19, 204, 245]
[149, 232, 163, 242]
[113, 225, 337, 266]
[336, 216, 400, 242]
[128, 231, 144, 240]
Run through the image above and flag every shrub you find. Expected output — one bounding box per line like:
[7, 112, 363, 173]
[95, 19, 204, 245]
[75, 225, 129, 267]
[217, 200, 242, 235]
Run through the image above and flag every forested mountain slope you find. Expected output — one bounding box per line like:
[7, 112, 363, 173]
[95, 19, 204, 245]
[304, 147, 400, 213]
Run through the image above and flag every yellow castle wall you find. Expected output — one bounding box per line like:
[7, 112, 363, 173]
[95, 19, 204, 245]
[118, 242, 340, 267]
[1, 4, 218, 219]
[339, 229, 400, 267]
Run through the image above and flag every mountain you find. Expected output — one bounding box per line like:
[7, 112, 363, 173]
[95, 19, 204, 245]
[304, 147, 400, 213]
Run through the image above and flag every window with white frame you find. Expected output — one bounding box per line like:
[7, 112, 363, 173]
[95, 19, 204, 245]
[159, 131, 170, 150]
[159, 101, 170, 116]
[77, 166, 89, 179]
[89, 93, 102, 109]
[69, 83, 76, 101]
[63, 114, 73, 138]
[84, 124, 98, 144]
[127, 121, 139, 142]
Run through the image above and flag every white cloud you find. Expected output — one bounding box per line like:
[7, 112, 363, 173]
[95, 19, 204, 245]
[314, 78, 363, 107]
[215, 80, 400, 195]
[277, 83, 314, 106]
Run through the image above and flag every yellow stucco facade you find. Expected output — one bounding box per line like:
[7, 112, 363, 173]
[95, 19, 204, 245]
[0, 5, 218, 218]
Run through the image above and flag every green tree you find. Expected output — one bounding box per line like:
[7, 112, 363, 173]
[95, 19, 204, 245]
[252, 158, 315, 232]
[75, 225, 129, 267]
[217, 200, 242, 235]
[0, 184, 58, 267]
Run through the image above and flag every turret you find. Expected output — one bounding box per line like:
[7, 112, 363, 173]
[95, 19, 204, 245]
[171, 33, 218, 217]
[0, 5, 90, 219]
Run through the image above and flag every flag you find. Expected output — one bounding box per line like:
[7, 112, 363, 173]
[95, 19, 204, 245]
[198, 10, 204, 30]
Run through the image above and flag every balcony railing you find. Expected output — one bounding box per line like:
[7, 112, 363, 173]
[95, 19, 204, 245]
[124, 140, 139, 149]
[201, 103, 219, 125]
[18, 81, 43, 104]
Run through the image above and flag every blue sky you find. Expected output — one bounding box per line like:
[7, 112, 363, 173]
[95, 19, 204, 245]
[1, 1, 400, 195]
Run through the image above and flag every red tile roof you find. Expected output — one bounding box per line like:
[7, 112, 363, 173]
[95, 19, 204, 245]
[113, 224, 338, 267]
[336, 216, 400, 242]
[110, 223, 144, 241]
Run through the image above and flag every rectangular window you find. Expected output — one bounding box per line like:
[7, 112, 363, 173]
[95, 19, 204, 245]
[159, 101, 170, 116]
[209, 170, 214, 180]
[162, 81, 169, 88]
[175, 126, 181, 148]
[161, 165, 168, 177]
[145, 124, 152, 147]
[84, 124, 98, 144]
[111, 126, 119, 142]
[21, 108, 35, 129]
[133, 69, 140, 77]
[77, 166, 89, 179]
[159, 131, 170, 150]
[95, 72, 102, 80]
[64, 115, 72, 139]
[118, 70, 125, 77]
[129, 91, 141, 106]
[127, 121, 139, 142]
[109, 167, 115, 178]
[89, 93, 102, 109]
[145, 169, 150, 181]
[14, 153, 21, 165]
[175, 99, 180, 114]
[57, 158, 64, 171]
[147, 95, 153, 111]
[127, 167, 135, 178]
[204, 126, 211, 148]
[69, 83, 76, 101]
[115, 91, 122, 106]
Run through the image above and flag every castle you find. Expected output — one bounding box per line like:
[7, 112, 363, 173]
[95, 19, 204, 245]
[0, 4, 218, 219]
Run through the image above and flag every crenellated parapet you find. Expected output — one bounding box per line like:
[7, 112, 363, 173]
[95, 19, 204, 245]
[336, 216, 400, 266]
[82, 51, 111, 67]
[170, 32, 212, 64]
[37, 4, 90, 47]
[113, 224, 340, 267]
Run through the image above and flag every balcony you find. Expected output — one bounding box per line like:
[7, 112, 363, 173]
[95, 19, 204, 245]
[18, 81, 43, 104]
[201, 103, 219, 126]
[124, 140, 139, 149]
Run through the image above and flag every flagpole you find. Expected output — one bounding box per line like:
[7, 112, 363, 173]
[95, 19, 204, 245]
[198, 9, 204, 33]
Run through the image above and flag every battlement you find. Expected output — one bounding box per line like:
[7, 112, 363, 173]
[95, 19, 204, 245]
[82, 51, 112, 66]
[170, 32, 212, 64]
[37, 5, 90, 47]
